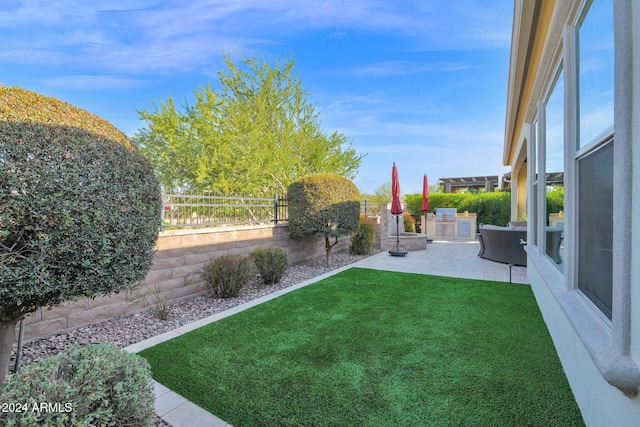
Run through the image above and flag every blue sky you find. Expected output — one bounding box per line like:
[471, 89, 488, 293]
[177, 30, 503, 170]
[1, 0, 514, 194]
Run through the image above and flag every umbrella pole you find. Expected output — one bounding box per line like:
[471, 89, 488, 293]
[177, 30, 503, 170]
[396, 214, 400, 251]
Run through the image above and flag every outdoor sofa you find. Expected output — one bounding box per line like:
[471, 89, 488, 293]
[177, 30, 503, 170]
[478, 224, 563, 267]
[478, 225, 527, 266]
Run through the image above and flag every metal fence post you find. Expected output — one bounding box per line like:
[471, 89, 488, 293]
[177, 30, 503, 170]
[161, 195, 166, 224]
[274, 194, 279, 224]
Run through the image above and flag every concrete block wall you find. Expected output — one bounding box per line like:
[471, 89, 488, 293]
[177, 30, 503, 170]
[17, 224, 350, 342]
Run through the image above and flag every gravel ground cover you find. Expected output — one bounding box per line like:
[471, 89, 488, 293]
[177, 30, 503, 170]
[8, 251, 379, 426]
[11, 252, 377, 368]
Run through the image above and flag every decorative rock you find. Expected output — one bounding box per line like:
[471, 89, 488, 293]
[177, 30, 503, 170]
[8, 251, 380, 427]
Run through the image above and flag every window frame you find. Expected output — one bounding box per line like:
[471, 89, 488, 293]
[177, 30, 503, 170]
[571, 0, 616, 323]
[522, 0, 639, 394]
[541, 65, 565, 271]
[528, 118, 539, 247]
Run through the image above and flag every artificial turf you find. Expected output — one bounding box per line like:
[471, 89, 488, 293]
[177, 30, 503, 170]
[140, 267, 584, 426]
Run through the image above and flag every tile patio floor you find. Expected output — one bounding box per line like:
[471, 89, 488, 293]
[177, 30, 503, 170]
[127, 239, 529, 427]
[359, 239, 529, 284]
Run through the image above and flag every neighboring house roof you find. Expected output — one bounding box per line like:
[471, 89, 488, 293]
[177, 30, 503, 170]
[503, 1, 555, 166]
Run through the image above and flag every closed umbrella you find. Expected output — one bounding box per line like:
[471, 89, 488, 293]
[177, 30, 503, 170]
[389, 162, 407, 256]
[421, 174, 430, 213]
[391, 162, 402, 216]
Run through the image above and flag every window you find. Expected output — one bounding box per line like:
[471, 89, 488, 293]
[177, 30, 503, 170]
[522, 0, 636, 394]
[577, 140, 613, 320]
[575, 0, 614, 320]
[544, 69, 565, 272]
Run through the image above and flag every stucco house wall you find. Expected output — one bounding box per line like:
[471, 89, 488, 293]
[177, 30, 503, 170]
[504, 1, 640, 425]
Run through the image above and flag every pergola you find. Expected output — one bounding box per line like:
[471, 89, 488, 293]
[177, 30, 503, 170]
[438, 176, 499, 193]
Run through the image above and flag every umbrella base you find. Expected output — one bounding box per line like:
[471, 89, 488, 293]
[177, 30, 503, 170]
[388, 250, 408, 257]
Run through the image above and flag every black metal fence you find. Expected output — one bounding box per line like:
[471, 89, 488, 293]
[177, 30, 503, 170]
[161, 190, 382, 228]
[162, 191, 288, 228]
[360, 199, 382, 217]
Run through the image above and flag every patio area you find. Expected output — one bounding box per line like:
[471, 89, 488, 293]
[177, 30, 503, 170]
[359, 240, 529, 284]
[129, 240, 530, 427]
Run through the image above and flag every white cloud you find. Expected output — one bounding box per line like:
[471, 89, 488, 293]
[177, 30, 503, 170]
[332, 61, 475, 77]
[42, 75, 143, 90]
[354, 138, 510, 195]
[319, 90, 509, 194]
[0, 0, 511, 76]
[319, 91, 499, 143]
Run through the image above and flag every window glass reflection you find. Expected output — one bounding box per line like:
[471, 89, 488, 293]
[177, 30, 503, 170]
[545, 70, 565, 272]
[578, 0, 614, 148]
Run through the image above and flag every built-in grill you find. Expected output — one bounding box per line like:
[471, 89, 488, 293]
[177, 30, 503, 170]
[435, 208, 457, 222]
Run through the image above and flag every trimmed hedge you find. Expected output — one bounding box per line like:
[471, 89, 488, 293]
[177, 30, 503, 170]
[546, 187, 564, 220]
[287, 174, 360, 265]
[0, 86, 162, 383]
[405, 189, 565, 228]
[405, 191, 512, 228]
[0, 344, 155, 427]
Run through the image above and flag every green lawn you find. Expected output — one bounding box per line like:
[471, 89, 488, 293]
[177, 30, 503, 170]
[140, 267, 584, 427]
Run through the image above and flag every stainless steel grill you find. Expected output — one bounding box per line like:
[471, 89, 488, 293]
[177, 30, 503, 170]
[435, 208, 457, 222]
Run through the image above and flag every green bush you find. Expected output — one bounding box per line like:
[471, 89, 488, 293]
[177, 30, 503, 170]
[349, 215, 376, 255]
[250, 247, 288, 285]
[287, 174, 360, 266]
[0, 86, 162, 382]
[405, 191, 512, 229]
[202, 254, 255, 298]
[0, 344, 155, 427]
[403, 212, 416, 233]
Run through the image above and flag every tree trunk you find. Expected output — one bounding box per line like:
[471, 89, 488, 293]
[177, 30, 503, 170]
[325, 236, 332, 267]
[325, 235, 338, 267]
[0, 320, 19, 385]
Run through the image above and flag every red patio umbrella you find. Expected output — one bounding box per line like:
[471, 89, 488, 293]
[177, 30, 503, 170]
[391, 162, 403, 215]
[421, 174, 430, 213]
[389, 162, 407, 256]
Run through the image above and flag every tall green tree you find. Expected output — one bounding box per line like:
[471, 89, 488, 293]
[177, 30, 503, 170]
[373, 181, 393, 202]
[133, 53, 364, 195]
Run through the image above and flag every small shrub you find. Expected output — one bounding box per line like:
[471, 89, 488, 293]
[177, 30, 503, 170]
[349, 215, 376, 255]
[202, 254, 255, 298]
[403, 212, 416, 233]
[0, 344, 155, 427]
[139, 284, 175, 320]
[250, 247, 288, 285]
